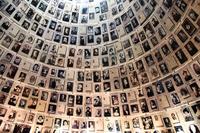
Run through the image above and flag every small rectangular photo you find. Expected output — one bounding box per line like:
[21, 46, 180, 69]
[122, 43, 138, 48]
[141, 116, 154, 129]
[8, 94, 19, 106]
[177, 29, 188, 43]
[185, 41, 198, 56]
[182, 18, 197, 36]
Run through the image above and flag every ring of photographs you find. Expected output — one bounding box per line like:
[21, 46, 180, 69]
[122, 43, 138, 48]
[0, 0, 199, 69]
[0, 0, 200, 132]
[0, 10, 199, 69]
[0, 0, 198, 47]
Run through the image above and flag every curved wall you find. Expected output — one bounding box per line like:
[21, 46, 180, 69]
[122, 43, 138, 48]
[0, 0, 200, 132]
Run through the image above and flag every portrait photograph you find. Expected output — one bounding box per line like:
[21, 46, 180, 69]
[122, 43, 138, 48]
[8, 94, 18, 106]
[182, 18, 197, 36]
[191, 101, 200, 120]
[141, 116, 154, 129]
[179, 86, 191, 99]
[185, 41, 198, 56]
[190, 61, 200, 76]
[163, 117, 172, 128]
[177, 29, 188, 43]
[149, 99, 159, 111]
[149, 65, 160, 80]
[36, 115, 45, 125]
[132, 117, 140, 128]
[48, 104, 57, 114]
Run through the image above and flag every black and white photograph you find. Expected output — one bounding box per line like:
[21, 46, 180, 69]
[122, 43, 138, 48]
[182, 18, 197, 36]
[185, 41, 198, 56]
[177, 29, 188, 43]
[141, 116, 154, 129]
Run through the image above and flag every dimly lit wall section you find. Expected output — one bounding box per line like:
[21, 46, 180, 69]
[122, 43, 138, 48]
[0, 0, 200, 132]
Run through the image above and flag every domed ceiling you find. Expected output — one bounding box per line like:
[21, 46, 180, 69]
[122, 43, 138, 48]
[0, 0, 200, 132]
